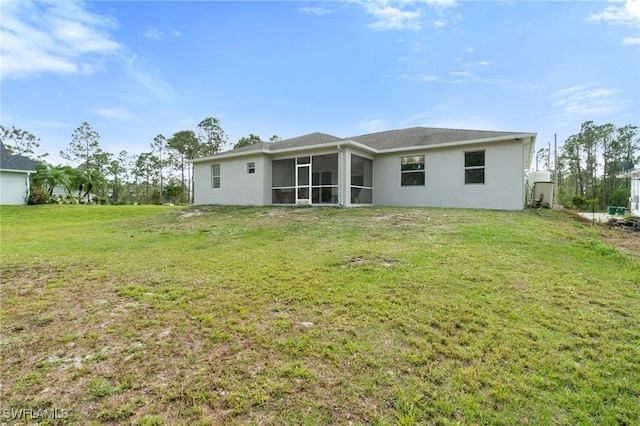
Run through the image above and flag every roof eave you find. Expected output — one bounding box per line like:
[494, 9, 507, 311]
[189, 148, 270, 163]
[190, 140, 378, 162]
[374, 133, 537, 154]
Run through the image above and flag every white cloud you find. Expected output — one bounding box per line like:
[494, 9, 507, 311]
[366, 3, 422, 31]
[553, 85, 628, 117]
[588, 0, 640, 26]
[360, 1, 458, 31]
[357, 119, 388, 133]
[126, 55, 177, 101]
[144, 27, 181, 40]
[412, 42, 422, 51]
[394, 71, 504, 85]
[426, 0, 457, 6]
[464, 60, 493, 67]
[298, 7, 331, 16]
[0, 0, 121, 79]
[588, 0, 640, 45]
[450, 71, 473, 77]
[91, 108, 134, 120]
[144, 28, 165, 40]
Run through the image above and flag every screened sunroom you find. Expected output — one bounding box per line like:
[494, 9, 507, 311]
[272, 154, 339, 205]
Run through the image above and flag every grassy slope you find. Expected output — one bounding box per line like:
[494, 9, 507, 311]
[1, 205, 638, 425]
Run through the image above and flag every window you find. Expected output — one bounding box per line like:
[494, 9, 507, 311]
[212, 164, 220, 188]
[401, 155, 425, 186]
[247, 162, 255, 174]
[464, 151, 485, 184]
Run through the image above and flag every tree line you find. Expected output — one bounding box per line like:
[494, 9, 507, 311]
[3, 119, 638, 210]
[539, 121, 638, 210]
[1, 119, 279, 205]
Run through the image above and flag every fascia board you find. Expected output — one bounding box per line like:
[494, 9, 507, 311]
[189, 140, 378, 163]
[189, 149, 270, 163]
[0, 168, 34, 173]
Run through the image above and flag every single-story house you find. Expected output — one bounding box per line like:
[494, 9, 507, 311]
[629, 168, 640, 216]
[0, 142, 39, 205]
[191, 127, 537, 210]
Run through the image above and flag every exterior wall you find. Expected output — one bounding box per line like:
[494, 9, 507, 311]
[373, 140, 525, 210]
[0, 171, 30, 205]
[192, 140, 529, 210]
[630, 170, 640, 216]
[193, 154, 270, 205]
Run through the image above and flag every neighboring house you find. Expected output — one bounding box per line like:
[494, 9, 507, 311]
[0, 142, 39, 205]
[191, 127, 537, 210]
[629, 168, 640, 216]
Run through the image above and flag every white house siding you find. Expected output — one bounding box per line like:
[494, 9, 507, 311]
[0, 171, 30, 205]
[630, 169, 640, 216]
[373, 140, 526, 210]
[193, 154, 270, 205]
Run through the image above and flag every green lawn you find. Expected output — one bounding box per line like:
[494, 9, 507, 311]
[1, 205, 638, 425]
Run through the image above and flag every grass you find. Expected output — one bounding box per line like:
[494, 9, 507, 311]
[1, 204, 639, 425]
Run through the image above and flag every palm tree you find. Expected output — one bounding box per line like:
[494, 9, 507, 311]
[32, 163, 72, 195]
[77, 167, 108, 203]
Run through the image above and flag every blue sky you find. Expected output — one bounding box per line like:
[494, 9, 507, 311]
[1, 0, 639, 165]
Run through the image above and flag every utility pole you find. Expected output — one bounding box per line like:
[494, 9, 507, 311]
[554, 134, 558, 208]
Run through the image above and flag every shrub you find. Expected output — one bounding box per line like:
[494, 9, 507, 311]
[27, 183, 49, 205]
[610, 187, 630, 207]
[150, 190, 161, 205]
[585, 198, 599, 212]
[572, 195, 586, 210]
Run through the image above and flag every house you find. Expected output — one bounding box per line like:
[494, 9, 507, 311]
[191, 127, 537, 210]
[0, 142, 39, 205]
[629, 168, 640, 216]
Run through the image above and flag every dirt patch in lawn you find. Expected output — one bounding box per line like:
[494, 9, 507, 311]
[600, 228, 640, 260]
[342, 255, 399, 268]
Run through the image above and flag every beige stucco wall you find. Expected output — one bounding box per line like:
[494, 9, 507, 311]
[193, 154, 270, 205]
[0, 171, 30, 205]
[372, 139, 526, 210]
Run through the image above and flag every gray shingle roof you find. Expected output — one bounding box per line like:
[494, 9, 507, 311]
[348, 127, 527, 150]
[200, 127, 532, 161]
[268, 132, 342, 150]
[0, 142, 39, 172]
[214, 133, 342, 156]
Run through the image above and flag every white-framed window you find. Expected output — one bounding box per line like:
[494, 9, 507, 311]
[247, 162, 255, 174]
[212, 164, 221, 188]
[464, 151, 485, 184]
[400, 155, 425, 186]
